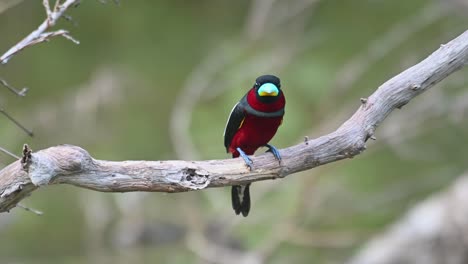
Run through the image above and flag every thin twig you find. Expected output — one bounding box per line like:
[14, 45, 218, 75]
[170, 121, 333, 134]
[0, 78, 28, 97]
[0, 0, 80, 64]
[0, 107, 34, 137]
[53, 0, 61, 13]
[17, 203, 43, 215]
[43, 0, 52, 21]
[0, 146, 20, 160]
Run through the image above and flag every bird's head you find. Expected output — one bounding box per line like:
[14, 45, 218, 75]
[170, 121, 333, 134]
[253, 75, 282, 103]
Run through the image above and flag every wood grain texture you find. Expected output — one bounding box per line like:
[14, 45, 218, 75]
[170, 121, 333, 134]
[1, 30, 467, 213]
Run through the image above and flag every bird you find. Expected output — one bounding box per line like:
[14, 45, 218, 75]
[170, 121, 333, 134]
[223, 74, 285, 217]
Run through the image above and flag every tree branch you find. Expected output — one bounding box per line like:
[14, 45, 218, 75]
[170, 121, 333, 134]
[0, 30, 467, 213]
[0, 0, 80, 64]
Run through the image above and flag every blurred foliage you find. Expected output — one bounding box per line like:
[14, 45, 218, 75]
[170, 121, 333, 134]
[0, 0, 467, 263]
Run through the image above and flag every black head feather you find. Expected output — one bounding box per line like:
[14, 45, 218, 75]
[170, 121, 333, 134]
[254, 75, 281, 88]
[253, 75, 282, 104]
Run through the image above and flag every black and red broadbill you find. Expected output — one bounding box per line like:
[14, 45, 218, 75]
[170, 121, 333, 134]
[223, 75, 285, 217]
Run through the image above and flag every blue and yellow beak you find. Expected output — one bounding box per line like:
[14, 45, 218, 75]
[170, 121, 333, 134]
[258, 83, 279, 96]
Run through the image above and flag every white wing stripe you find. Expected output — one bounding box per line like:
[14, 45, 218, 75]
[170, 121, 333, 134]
[223, 102, 239, 138]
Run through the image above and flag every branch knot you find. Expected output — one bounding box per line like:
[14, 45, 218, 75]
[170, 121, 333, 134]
[21, 144, 32, 171]
[175, 167, 211, 190]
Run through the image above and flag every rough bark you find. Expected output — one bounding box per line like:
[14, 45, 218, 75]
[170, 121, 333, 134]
[0, 30, 467, 213]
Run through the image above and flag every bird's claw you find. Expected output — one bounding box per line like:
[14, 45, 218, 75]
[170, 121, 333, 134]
[265, 144, 281, 161]
[237, 147, 253, 170]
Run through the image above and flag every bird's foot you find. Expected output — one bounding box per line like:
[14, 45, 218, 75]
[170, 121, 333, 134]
[236, 147, 253, 170]
[265, 144, 281, 161]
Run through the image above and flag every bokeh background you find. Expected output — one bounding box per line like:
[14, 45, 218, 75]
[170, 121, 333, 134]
[0, 0, 467, 263]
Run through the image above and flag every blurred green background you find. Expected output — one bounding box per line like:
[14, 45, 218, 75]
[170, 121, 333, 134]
[0, 0, 467, 263]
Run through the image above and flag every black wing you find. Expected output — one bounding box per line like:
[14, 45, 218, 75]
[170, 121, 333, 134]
[223, 102, 245, 152]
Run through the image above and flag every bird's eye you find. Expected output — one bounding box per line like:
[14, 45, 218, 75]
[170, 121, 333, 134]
[254, 82, 260, 88]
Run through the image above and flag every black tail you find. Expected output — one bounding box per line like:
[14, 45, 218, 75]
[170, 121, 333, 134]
[231, 184, 251, 217]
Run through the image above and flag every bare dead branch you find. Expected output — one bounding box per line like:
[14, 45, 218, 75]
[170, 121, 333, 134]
[0, 0, 80, 64]
[0, 30, 467, 213]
